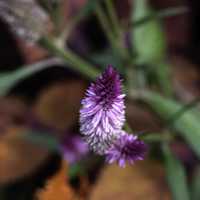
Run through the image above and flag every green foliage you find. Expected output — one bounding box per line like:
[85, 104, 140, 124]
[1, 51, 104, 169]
[191, 166, 200, 200]
[131, 0, 172, 95]
[91, 49, 123, 71]
[131, 0, 166, 65]
[142, 91, 200, 156]
[0, 58, 63, 96]
[163, 144, 190, 200]
[0, 72, 18, 96]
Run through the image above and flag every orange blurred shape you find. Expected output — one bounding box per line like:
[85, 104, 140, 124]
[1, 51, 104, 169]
[36, 161, 76, 200]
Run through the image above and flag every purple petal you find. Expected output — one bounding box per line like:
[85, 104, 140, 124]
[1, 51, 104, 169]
[105, 131, 147, 167]
[79, 65, 125, 154]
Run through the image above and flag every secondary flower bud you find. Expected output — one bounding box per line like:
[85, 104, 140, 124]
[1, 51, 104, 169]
[105, 131, 147, 167]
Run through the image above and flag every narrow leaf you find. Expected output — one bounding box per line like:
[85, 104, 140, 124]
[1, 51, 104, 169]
[141, 91, 200, 156]
[163, 144, 190, 200]
[131, 0, 166, 64]
[0, 58, 63, 96]
[131, 0, 172, 96]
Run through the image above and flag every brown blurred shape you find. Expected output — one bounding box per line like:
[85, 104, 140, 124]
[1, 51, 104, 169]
[90, 160, 171, 200]
[36, 160, 76, 200]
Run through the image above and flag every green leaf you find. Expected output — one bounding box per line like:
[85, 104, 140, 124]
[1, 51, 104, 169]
[191, 166, 200, 200]
[0, 58, 63, 96]
[141, 91, 200, 156]
[163, 144, 190, 200]
[149, 62, 172, 96]
[132, 6, 188, 27]
[90, 49, 123, 71]
[0, 72, 18, 96]
[131, 0, 166, 65]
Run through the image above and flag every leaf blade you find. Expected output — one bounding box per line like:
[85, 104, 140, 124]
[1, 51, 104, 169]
[163, 144, 190, 200]
[141, 91, 200, 156]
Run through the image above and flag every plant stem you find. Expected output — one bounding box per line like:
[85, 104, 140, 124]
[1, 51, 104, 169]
[104, 0, 121, 37]
[39, 37, 100, 79]
[0, 37, 100, 96]
[158, 6, 188, 18]
[96, 4, 117, 49]
[95, 3, 129, 61]
[14, 57, 63, 78]
[129, 6, 188, 28]
[167, 98, 200, 125]
[0, 58, 64, 96]
[140, 132, 173, 143]
[59, 0, 99, 43]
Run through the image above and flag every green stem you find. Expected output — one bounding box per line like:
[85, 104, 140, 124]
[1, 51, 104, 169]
[39, 37, 100, 79]
[140, 132, 173, 143]
[0, 37, 100, 96]
[158, 6, 188, 18]
[0, 58, 63, 96]
[104, 0, 121, 37]
[130, 6, 188, 28]
[167, 98, 200, 125]
[14, 58, 63, 78]
[59, 0, 100, 43]
[96, 4, 117, 50]
[95, 3, 129, 61]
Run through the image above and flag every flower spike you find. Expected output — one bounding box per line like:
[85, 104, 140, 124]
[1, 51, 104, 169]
[80, 65, 125, 154]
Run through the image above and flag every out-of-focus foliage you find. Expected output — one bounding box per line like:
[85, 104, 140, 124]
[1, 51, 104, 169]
[0, 0, 198, 199]
[142, 91, 200, 156]
[191, 166, 200, 200]
[163, 145, 190, 200]
[131, 0, 172, 95]
[132, 0, 166, 65]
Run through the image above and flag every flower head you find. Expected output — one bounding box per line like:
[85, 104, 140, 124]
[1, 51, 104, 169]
[105, 131, 147, 167]
[80, 65, 125, 154]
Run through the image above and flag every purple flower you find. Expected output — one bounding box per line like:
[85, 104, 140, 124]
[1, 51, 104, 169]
[105, 131, 147, 167]
[80, 65, 125, 154]
[60, 135, 88, 164]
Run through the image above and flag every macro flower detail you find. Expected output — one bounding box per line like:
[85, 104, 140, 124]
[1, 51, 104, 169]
[105, 131, 147, 167]
[80, 65, 125, 154]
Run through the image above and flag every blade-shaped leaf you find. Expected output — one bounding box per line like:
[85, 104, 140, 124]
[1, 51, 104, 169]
[141, 91, 200, 156]
[0, 58, 63, 96]
[163, 144, 190, 200]
[0, 72, 18, 96]
[131, 0, 172, 96]
[131, 0, 166, 65]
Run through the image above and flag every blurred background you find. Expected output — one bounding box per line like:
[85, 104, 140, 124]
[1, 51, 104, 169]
[0, 0, 200, 199]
